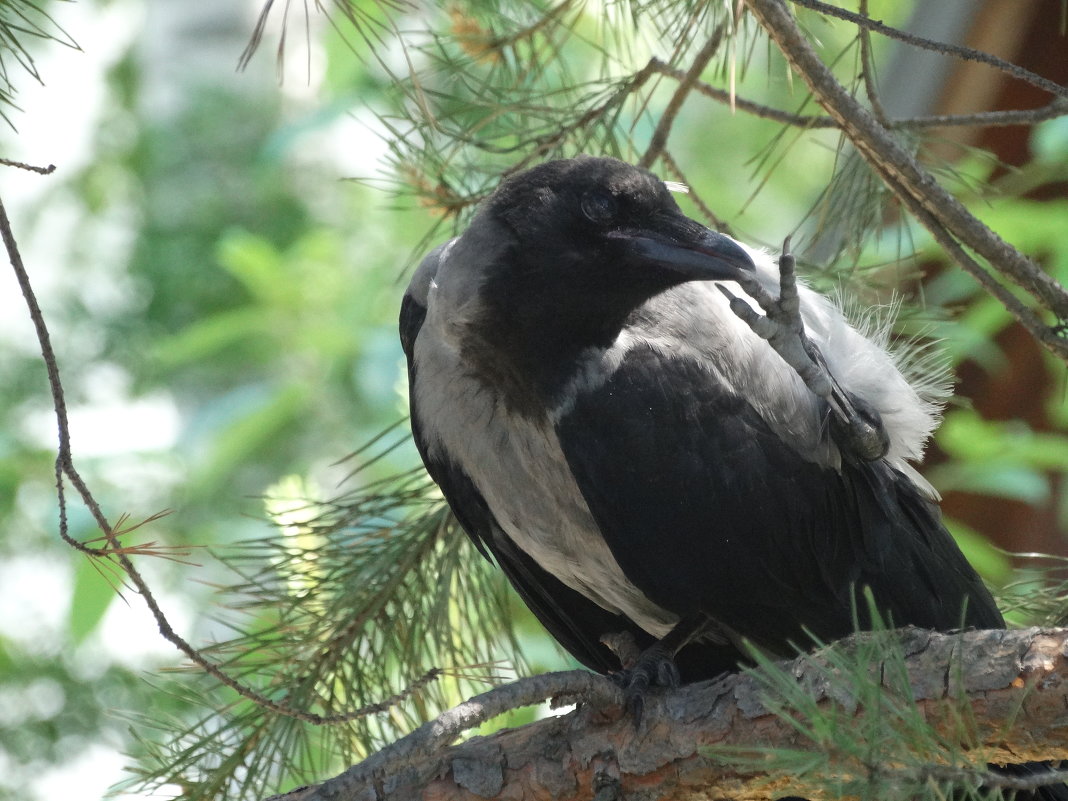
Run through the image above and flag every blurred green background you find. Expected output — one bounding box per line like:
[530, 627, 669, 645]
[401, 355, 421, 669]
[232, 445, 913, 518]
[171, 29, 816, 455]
[1, 1, 1065, 798]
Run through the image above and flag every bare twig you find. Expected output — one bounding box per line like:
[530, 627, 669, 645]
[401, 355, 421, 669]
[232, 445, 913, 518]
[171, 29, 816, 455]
[874, 161, 1062, 354]
[896, 101, 1068, 129]
[0, 158, 56, 174]
[640, 25, 726, 168]
[0, 191, 441, 727]
[652, 60, 1068, 131]
[857, 0, 888, 125]
[652, 58, 836, 127]
[659, 150, 736, 236]
[789, 0, 1068, 100]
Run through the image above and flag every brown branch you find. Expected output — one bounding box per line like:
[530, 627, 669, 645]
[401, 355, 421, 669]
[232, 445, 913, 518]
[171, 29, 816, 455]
[651, 58, 836, 128]
[873, 164, 1065, 355]
[266, 627, 1068, 801]
[652, 60, 1068, 131]
[743, 0, 1068, 361]
[895, 100, 1068, 129]
[789, 0, 1068, 100]
[0, 158, 56, 174]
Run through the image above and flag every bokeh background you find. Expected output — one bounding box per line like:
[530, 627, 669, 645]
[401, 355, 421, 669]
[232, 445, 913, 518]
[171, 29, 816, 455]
[1, 1, 1065, 798]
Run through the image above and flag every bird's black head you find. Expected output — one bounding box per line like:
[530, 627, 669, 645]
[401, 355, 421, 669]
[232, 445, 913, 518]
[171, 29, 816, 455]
[458, 156, 755, 406]
[485, 157, 753, 293]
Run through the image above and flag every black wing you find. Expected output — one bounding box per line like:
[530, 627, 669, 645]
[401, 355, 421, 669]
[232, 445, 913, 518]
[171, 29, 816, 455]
[401, 290, 677, 674]
[556, 342, 1003, 658]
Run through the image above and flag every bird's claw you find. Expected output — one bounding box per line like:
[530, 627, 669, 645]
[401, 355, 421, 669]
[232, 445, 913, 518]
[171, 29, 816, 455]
[718, 239, 832, 398]
[721, 237, 889, 463]
[827, 384, 890, 462]
[608, 642, 680, 725]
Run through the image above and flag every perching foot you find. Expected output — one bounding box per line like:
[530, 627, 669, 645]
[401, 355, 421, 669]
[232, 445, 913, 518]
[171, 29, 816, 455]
[601, 615, 716, 725]
[608, 641, 680, 723]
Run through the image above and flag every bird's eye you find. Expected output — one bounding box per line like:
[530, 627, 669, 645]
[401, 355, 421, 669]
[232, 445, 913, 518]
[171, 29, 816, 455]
[580, 190, 618, 224]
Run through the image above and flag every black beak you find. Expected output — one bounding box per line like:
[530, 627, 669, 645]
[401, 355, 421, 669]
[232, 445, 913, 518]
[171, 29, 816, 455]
[610, 228, 755, 281]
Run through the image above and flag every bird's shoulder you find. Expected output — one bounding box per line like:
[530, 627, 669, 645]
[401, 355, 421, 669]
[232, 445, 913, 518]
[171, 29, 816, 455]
[551, 288, 832, 469]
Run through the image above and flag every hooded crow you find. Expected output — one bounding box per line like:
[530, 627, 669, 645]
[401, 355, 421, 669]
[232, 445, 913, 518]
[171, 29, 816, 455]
[398, 157, 1065, 798]
[401, 153, 998, 661]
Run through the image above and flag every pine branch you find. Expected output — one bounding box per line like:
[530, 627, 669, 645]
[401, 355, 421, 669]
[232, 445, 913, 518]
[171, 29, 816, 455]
[743, 0, 1068, 362]
[653, 60, 1068, 130]
[264, 627, 1068, 801]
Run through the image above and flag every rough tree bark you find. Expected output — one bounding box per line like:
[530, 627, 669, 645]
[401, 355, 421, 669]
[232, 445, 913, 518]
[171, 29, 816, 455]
[265, 627, 1068, 801]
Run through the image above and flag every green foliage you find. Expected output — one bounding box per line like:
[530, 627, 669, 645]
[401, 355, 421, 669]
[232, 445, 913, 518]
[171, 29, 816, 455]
[915, 145, 1068, 543]
[123, 434, 527, 799]
[935, 411, 1068, 503]
[68, 557, 117, 643]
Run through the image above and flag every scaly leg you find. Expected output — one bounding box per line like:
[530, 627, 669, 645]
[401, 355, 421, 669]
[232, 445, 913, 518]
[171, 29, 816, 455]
[718, 238, 889, 463]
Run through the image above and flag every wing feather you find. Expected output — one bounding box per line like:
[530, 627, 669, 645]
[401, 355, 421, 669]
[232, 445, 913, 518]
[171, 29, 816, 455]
[555, 342, 1002, 657]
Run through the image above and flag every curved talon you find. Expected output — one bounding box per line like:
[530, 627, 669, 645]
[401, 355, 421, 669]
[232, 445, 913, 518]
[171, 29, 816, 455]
[602, 617, 714, 725]
[613, 643, 680, 725]
[806, 341, 890, 462]
[830, 392, 891, 462]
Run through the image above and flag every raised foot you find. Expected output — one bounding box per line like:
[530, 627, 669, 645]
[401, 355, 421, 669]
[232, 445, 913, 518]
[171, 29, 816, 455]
[718, 237, 889, 463]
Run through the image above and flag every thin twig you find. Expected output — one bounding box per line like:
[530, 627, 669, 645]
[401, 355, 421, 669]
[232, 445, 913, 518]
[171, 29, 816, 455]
[895, 101, 1068, 129]
[0, 191, 443, 726]
[659, 150, 736, 236]
[874, 161, 1062, 356]
[483, 0, 576, 53]
[488, 58, 664, 180]
[640, 25, 727, 168]
[653, 60, 1068, 130]
[857, 0, 888, 126]
[0, 158, 56, 174]
[652, 58, 835, 127]
[789, 0, 1068, 100]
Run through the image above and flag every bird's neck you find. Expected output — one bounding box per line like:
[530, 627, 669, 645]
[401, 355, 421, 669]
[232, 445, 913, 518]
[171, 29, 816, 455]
[463, 264, 670, 416]
[460, 310, 622, 417]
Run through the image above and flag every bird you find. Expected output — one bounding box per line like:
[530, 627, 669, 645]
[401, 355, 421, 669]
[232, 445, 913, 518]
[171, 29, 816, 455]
[399, 155, 1065, 797]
